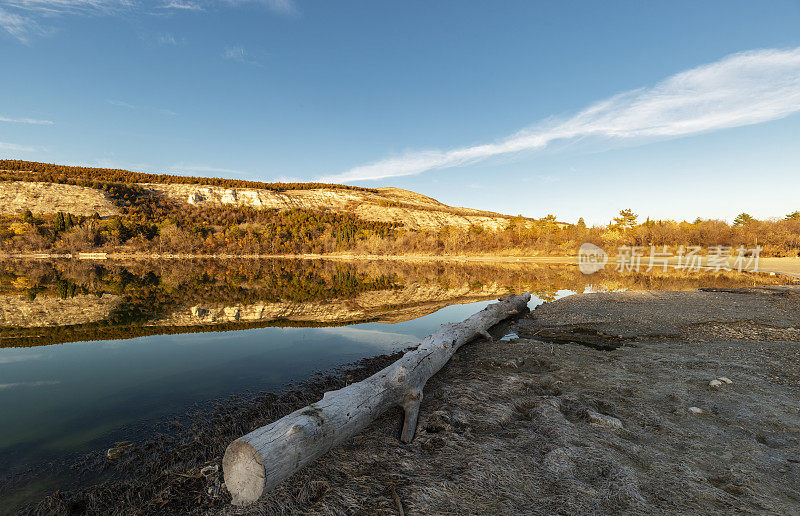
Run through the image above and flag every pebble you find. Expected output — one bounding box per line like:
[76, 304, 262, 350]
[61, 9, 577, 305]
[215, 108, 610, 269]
[718, 377, 732, 384]
[709, 379, 723, 388]
[106, 441, 134, 460]
[499, 332, 519, 342]
[689, 406, 704, 414]
[200, 464, 219, 477]
[587, 410, 623, 429]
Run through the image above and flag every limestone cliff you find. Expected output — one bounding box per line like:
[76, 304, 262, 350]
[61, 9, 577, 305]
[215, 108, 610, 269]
[0, 181, 119, 218]
[0, 179, 516, 231]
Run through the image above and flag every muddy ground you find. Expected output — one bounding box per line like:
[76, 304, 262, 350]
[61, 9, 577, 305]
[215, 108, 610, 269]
[25, 285, 800, 515]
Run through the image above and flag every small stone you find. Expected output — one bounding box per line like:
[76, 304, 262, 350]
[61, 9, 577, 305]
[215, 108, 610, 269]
[709, 379, 723, 388]
[106, 441, 133, 460]
[718, 377, 732, 384]
[587, 410, 623, 429]
[688, 406, 704, 414]
[200, 464, 219, 477]
[499, 332, 519, 342]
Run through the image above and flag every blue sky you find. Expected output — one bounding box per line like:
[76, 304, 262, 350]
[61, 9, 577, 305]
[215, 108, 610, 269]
[2, 0, 800, 225]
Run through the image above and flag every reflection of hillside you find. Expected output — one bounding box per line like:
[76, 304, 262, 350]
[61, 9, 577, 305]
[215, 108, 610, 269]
[150, 282, 511, 326]
[0, 293, 122, 327]
[0, 258, 792, 349]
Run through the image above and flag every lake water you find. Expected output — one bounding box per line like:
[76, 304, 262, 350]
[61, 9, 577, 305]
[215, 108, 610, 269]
[0, 258, 786, 509]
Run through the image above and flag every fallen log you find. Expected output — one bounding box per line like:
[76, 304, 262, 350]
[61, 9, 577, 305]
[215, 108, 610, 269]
[222, 293, 531, 505]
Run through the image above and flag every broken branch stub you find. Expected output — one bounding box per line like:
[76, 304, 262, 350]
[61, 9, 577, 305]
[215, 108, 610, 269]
[222, 293, 531, 505]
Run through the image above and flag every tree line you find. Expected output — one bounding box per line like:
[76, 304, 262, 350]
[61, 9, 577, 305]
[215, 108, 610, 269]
[3, 205, 800, 256]
[0, 160, 376, 193]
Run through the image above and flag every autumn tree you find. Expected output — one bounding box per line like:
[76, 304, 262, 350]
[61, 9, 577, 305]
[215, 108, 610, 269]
[733, 213, 755, 227]
[611, 209, 638, 232]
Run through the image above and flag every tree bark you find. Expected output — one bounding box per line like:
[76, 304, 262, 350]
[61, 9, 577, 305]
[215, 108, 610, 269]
[222, 293, 531, 505]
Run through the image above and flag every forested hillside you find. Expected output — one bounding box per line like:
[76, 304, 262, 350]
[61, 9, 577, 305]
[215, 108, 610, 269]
[0, 161, 798, 257]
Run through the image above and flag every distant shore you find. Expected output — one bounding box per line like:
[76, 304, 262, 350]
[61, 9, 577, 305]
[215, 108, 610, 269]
[2, 252, 799, 278]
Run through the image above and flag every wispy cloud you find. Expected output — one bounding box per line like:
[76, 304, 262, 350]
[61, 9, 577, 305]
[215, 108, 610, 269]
[249, 0, 295, 15]
[0, 141, 37, 152]
[159, 0, 203, 10]
[108, 99, 137, 109]
[0, 6, 47, 42]
[3, 0, 133, 16]
[108, 99, 177, 116]
[323, 47, 800, 182]
[156, 32, 177, 45]
[222, 44, 262, 66]
[1, 0, 295, 41]
[0, 114, 54, 125]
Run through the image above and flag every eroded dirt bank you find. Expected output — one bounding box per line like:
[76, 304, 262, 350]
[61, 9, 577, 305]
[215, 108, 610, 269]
[23, 286, 800, 515]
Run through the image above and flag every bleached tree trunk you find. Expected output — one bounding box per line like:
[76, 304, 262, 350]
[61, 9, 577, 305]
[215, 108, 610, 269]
[223, 293, 531, 506]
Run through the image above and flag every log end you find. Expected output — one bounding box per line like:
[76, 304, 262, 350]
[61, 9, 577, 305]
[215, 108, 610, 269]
[223, 439, 266, 506]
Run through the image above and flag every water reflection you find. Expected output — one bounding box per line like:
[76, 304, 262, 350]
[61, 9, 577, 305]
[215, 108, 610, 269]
[0, 259, 790, 489]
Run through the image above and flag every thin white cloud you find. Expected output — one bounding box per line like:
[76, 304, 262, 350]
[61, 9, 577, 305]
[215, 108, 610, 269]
[0, 114, 54, 125]
[159, 0, 203, 10]
[108, 99, 177, 116]
[263, 0, 294, 15]
[3, 0, 132, 16]
[0, 141, 37, 152]
[1, 0, 294, 41]
[107, 99, 137, 109]
[222, 44, 261, 66]
[323, 47, 800, 182]
[222, 0, 295, 15]
[0, 6, 46, 42]
[157, 32, 176, 45]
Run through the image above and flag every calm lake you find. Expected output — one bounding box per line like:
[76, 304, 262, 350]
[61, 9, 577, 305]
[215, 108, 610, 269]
[0, 258, 786, 510]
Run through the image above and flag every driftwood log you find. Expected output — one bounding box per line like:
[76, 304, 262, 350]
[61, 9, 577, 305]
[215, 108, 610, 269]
[222, 293, 531, 505]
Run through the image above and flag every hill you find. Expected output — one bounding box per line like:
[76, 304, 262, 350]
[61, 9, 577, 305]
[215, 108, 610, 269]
[0, 160, 519, 231]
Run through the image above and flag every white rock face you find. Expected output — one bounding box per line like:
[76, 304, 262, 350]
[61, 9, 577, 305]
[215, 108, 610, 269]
[142, 183, 514, 231]
[0, 181, 119, 217]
